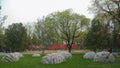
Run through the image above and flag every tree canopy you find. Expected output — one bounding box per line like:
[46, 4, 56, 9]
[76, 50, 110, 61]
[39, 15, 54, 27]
[89, 0, 120, 23]
[46, 9, 90, 52]
[4, 23, 28, 52]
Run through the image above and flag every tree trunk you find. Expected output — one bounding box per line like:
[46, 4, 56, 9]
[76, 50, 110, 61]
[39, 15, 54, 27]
[67, 44, 72, 53]
[41, 45, 45, 54]
[68, 47, 71, 53]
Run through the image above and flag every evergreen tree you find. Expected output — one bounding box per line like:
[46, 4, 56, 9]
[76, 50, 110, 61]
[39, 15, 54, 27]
[4, 23, 27, 52]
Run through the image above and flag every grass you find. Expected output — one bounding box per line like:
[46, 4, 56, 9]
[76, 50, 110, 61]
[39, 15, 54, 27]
[0, 54, 120, 68]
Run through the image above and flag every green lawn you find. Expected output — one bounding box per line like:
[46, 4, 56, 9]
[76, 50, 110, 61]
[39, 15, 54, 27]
[0, 54, 120, 68]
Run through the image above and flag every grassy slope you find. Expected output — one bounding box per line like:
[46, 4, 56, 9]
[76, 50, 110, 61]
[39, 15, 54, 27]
[0, 54, 120, 68]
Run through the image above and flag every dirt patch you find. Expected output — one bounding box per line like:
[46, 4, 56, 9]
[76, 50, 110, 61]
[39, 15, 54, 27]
[22, 49, 90, 54]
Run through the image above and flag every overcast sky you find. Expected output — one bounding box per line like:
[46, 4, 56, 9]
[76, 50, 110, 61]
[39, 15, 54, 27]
[1, 0, 94, 26]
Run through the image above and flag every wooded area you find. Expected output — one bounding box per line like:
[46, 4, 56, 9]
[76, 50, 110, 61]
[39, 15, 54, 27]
[0, 0, 120, 52]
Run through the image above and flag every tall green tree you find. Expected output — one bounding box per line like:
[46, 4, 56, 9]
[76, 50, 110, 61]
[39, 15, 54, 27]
[89, 0, 120, 50]
[0, 28, 4, 51]
[47, 9, 90, 52]
[75, 30, 89, 49]
[4, 23, 27, 52]
[34, 17, 51, 53]
[34, 16, 64, 52]
[0, 16, 7, 51]
[89, 0, 120, 23]
[45, 16, 63, 44]
[25, 23, 34, 49]
[112, 19, 120, 49]
[84, 17, 111, 51]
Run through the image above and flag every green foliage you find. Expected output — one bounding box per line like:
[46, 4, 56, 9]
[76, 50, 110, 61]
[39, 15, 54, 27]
[4, 23, 28, 51]
[25, 23, 34, 46]
[0, 16, 7, 51]
[0, 28, 5, 51]
[89, 0, 120, 23]
[112, 20, 120, 49]
[34, 17, 59, 45]
[45, 17, 63, 44]
[33, 17, 60, 53]
[75, 30, 89, 49]
[84, 17, 111, 51]
[46, 9, 90, 52]
[89, 0, 120, 50]
[32, 33, 41, 45]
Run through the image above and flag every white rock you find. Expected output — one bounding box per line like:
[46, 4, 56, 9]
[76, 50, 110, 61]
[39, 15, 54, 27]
[93, 51, 115, 62]
[41, 53, 65, 64]
[41, 55, 51, 64]
[32, 53, 40, 57]
[1, 53, 19, 62]
[83, 51, 95, 59]
[41, 51, 72, 64]
[14, 52, 24, 58]
[0, 52, 5, 56]
[51, 53, 65, 64]
[58, 51, 72, 59]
